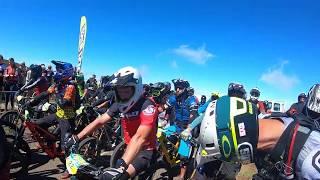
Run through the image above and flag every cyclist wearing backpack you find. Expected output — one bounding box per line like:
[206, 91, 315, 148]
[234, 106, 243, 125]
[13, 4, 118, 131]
[195, 84, 320, 179]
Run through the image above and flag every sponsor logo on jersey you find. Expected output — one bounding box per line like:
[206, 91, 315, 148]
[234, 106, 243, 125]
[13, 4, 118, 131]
[124, 111, 139, 118]
[238, 122, 246, 137]
[143, 105, 155, 115]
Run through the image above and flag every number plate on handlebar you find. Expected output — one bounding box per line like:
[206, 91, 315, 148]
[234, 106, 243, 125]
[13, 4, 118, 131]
[66, 153, 90, 175]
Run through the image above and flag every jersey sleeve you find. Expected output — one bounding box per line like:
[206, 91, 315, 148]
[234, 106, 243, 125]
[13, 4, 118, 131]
[166, 95, 176, 108]
[188, 96, 198, 112]
[106, 103, 119, 117]
[198, 100, 211, 114]
[189, 113, 205, 129]
[140, 100, 158, 126]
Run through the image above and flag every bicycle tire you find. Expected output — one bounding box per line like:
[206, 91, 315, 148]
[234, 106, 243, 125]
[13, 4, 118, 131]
[0, 111, 23, 132]
[110, 141, 157, 180]
[110, 141, 126, 168]
[78, 137, 101, 164]
[6, 135, 31, 176]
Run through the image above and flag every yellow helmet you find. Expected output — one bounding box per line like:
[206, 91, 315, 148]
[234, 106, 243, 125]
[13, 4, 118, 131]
[211, 92, 220, 100]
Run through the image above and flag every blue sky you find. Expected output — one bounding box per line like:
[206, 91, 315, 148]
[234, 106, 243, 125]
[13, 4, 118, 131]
[0, 0, 319, 108]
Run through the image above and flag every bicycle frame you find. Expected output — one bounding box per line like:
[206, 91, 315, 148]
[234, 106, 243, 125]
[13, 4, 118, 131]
[23, 121, 61, 158]
[93, 118, 121, 151]
[17, 107, 63, 159]
[157, 129, 181, 167]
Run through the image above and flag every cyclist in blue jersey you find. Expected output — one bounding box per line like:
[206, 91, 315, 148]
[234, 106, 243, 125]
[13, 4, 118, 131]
[164, 78, 198, 179]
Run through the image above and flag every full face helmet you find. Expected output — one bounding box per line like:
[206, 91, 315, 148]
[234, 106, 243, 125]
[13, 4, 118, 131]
[110, 66, 143, 113]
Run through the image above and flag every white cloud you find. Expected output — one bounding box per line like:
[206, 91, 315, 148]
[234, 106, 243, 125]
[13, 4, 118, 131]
[172, 44, 215, 65]
[170, 60, 178, 68]
[260, 61, 299, 91]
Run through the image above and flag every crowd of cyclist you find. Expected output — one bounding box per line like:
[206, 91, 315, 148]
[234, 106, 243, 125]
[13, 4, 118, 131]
[0, 59, 319, 180]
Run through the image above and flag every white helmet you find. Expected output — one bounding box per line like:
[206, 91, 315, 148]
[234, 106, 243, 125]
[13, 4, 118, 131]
[110, 66, 143, 113]
[197, 96, 259, 166]
[306, 84, 320, 121]
[196, 100, 221, 166]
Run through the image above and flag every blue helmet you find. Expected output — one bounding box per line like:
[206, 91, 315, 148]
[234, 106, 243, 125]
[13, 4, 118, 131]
[51, 60, 74, 83]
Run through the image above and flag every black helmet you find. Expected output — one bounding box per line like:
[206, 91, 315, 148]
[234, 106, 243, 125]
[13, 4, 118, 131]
[305, 84, 320, 121]
[172, 79, 190, 90]
[100, 75, 112, 91]
[201, 95, 207, 104]
[150, 82, 171, 104]
[100, 75, 111, 85]
[187, 87, 195, 96]
[250, 88, 260, 100]
[228, 82, 246, 99]
[29, 64, 42, 79]
[143, 84, 151, 94]
[298, 93, 307, 103]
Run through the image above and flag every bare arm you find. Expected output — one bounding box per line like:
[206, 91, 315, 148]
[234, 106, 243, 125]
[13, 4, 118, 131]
[122, 125, 153, 164]
[77, 112, 112, 140]
[257, 119, 285, 151]
[97, 101, 108, 109]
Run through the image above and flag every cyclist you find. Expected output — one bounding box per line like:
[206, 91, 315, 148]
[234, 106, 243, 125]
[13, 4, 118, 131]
[181, 91, 234, 179]
[18, 64, 49, 96]
[249, 87, 268, 114]
[83, 74, 98, 101]
[65, 66, 159, 180]
[197, 92, 220, 115]
[249, 87, 260, 104]
[163, 79, 198, 179]
[200, 95, 206, 106]
[149, 81, 171, 109]
[228, 82, 246, 99]
[287, 93, 307, 117]
[187, 87, 199, 105]
[25, 61, 81, 179]
[46, 64, 55, 86]
[90, 75, 115, 114]
[195, 84, 320, 179]
[75, 72, 85, 98]
[25, 60, 80, 152]
[182, 82, 247, 140]
[147, 82, 172, 127]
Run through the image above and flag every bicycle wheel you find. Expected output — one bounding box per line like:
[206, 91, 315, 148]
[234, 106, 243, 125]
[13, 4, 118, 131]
[0, 111, 23, 133]
[110, 141, 156, 180]
[78, 137, 100, 164]
[110, 141, 126, 168]
[6, 135, 31, 177]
